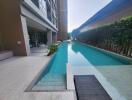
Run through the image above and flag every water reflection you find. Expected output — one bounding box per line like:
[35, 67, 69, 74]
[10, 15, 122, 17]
[49, 42, 68, 74]
[68, 42, 93, 66]
[68, 42, 125, 66]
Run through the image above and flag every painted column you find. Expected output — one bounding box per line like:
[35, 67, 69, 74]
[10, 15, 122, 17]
[20, 15, 31, 56]
[47, 30, 52, 45]
[52, 32, 57, 44]
[54, 33, 57, 43]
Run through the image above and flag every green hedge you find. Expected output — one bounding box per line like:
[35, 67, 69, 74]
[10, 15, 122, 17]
[47, 44, 58, 56]
[77, 16, 132, 57]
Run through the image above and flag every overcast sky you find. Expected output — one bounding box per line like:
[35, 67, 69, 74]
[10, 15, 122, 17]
[68, 0, 112, 32]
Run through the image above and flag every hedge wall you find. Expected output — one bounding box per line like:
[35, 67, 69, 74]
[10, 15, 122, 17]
[77, 16, 132, 57]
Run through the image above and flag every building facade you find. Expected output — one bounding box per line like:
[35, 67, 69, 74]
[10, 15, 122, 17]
[57, 0, 68, 41]
[72, 0, 132, 39]
[0, 0, 67, 57]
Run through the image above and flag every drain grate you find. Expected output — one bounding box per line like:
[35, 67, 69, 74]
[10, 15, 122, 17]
[74, 75, 112, 100]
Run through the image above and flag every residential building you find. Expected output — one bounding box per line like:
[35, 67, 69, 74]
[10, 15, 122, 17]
[57, 0, 68, 41]
[0, 0, 67, 58]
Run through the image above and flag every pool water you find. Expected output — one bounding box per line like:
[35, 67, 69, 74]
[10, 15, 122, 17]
[68, 42, 128, 66]
[32, 42, 130, 91]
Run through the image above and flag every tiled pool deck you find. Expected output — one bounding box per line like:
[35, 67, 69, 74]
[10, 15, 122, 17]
[97, 65, 132, 100]
[0, 55, 132, 100]
[67, 64, 132, 100]
[0, 57, 75, 100]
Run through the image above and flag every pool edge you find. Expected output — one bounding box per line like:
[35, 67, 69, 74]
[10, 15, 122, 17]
[76, 41, 132, 64]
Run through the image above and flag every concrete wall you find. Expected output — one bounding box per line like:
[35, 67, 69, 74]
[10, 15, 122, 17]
[21, 16, 31, 56]
[0, 7, 4, 51]
[92, 5, 132, 28]
[47, 31, 52, 45]
[0, 0, 28, 56]
[52, 33, 57, 43]
[81, 2, 132, 32]
[57, 0, 68, 41]
[0, 32, 4, 51]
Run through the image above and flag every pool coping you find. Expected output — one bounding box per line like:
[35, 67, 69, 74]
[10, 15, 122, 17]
[67, 64, 75, 90]
[25, 53, 68, 92]
[25, 55, 53, 92]
[76, 41, 132, 64]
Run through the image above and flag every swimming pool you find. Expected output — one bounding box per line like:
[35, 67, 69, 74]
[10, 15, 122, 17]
[32, 42, 131, 91]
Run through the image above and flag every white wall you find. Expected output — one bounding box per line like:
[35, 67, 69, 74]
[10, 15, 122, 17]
[47, 31, 52, 45]
[21, 15, 31, 56]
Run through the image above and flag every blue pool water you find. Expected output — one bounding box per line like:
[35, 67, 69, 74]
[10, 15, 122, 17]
[47, 42, 128, 74]
[32, 42, 130, 90]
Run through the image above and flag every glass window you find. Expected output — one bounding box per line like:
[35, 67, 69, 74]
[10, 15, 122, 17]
[31, 0, 39, 8]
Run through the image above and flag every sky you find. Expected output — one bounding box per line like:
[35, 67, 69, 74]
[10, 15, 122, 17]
[68, 0, 112, 32]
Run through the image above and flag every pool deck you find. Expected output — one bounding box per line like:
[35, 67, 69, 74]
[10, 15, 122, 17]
[30, 45, 49, 56]
[67, 64, 132, 100]
[0, 44, 132, 100]
[97, 65, 132, 100]
[0, 56, 75, 100]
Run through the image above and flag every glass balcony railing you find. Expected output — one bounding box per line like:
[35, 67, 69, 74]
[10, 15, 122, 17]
[30, 0, 57, 28]
[31, 0, 39, 8]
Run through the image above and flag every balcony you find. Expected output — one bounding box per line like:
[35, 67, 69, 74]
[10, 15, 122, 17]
[22, 0, 58, 31]
[31, 0, 39, 8]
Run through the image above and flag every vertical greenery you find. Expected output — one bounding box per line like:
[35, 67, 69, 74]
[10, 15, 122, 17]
[77, 16, 132, 57]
